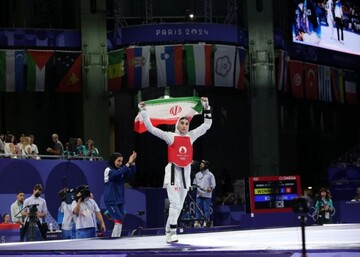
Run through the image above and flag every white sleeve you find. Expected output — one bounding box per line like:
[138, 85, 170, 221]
[140, 110, 173, 145]
[188, 116, 212, 142]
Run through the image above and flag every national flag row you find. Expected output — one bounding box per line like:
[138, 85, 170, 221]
[108, 44, 248, 91]
[0, 50, 82, 92]
[275, 49, 359, 105]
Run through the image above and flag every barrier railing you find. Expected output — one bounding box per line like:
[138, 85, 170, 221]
[0, 154, 103, 161]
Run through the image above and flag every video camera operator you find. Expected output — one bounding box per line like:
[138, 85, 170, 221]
[21, 184, 48, 241]
[58, 188, 76, 239]
[71, 185, 106, 239]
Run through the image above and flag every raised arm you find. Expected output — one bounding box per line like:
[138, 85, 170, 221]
[138, 101, 173, 145]
[189, 97, 212, 141]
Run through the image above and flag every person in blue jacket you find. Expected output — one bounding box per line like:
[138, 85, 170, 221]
[104, 151, 137, 237]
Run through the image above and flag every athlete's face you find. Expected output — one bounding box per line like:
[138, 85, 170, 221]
[114, 156, 124, 168]
[177, 118, 189, 134]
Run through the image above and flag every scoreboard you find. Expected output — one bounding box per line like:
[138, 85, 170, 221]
[248, 175, 302, 213]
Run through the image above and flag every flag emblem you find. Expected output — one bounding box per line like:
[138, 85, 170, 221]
[170, 105, 182, 116]
[215, 56, 232, 77]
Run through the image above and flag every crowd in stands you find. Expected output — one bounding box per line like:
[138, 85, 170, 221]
[0, 132, 100, 160]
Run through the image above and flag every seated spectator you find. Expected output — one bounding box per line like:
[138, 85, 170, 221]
[1, 213, 12, 224]
[4, 134, 16, 158]
[85, 139, 99, 158]
[0, 133, 5, 154]
[29, 135, 40, 159]
[46, 133, 64, 156]
[352, 186, 360, 202]
[64, 142, 75, 158]
[21, 136, 32, 157]
[74, 138, 86, 156]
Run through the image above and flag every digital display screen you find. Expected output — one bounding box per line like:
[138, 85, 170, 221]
[291, 0, 360, 56]
[249, 175, 302, 213]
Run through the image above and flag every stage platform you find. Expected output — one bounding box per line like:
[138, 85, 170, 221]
[0, 224, 359, 257]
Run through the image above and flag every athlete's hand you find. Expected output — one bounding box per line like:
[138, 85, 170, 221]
[201, 97, 210, 110]
[138, 101, 146, 111]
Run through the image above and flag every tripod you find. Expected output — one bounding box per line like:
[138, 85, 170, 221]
[178, 188, 207, 228]
[16, 205, 46, 241]
[299, 214, 307, 257]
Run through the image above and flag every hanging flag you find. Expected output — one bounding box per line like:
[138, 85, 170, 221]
[155, 45, 184, 87]
[213, 45, 236, 87]
[275, 49, 288, 92]
[318, 65, 332, 102]
[344, 70, 358, 104]
[27, 50, 54, 92]
[126, 46, 151, 89]
[289, 60, 304, 98]
[134, 96, 203, 133]
[235, 47, 247, 90]
[184, 44, 212, 86]
[53, 51, 82, 93]
[108, 49, 124, 92]
[304, 62, 318, 100]
[330, 68, 344, 103]
[0, 50, 24, 92]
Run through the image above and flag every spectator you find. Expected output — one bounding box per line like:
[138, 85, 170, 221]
[21, 136, 32, 157]
[64, 142, 74, 158]
[4, 134, 16, 157]
[0, 133, 5, 154]
[46, 133, 64, 156]
[15, 134, 25, 155]
[1, 213, 12, 224]
[352, 186, 360, 201]
[315, 188, 334, 225]
[74, 138, 86, 156]
[85, 139, 99, 158]
[29, 135, 40, 159]
[10, 191, 26, 240]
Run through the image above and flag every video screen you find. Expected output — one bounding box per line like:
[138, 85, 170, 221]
[248, 175, 302, 213]
[292, 0, 360, 56]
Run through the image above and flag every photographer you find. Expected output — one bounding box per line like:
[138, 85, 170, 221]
[71, 185, 106, 239]
[21, 184, 48, 241]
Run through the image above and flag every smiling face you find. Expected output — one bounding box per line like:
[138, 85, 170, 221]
[114, 156, 124, 169]
[177, 118, 190, 134]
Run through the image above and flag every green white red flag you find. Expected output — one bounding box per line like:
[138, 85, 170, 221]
[134, 96, 203, 133]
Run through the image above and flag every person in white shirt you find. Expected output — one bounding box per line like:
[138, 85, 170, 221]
[10, 191, 26, 241]
[193, 160, 216, 228]
[21, 184, 48, 241]
[71, 185, 105, 239]
[58, 188, 76, 239]
[29, 134, 40, 159]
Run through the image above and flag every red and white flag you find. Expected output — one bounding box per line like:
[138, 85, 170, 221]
[134, 97, 203, 133]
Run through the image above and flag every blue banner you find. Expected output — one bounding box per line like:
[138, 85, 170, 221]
[108, 23, 246, 48]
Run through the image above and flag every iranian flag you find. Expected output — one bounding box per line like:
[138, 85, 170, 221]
[134, 96, 203, 133]
[185, 44, 212, 86]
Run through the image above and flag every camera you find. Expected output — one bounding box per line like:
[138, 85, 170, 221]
[28, 204, 39, 218]
[75, 185, 91, 201]
[63, 185, 91, 204]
